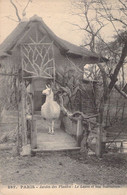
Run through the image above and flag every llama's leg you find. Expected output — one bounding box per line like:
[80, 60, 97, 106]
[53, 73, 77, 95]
[48, 126, 51, 134]
[48, 121, 52, 134]
[48, 121, 51, 134]
[51, 120, 55, 134]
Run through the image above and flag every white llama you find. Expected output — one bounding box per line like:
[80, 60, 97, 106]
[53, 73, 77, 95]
[41, 85, 60, 134]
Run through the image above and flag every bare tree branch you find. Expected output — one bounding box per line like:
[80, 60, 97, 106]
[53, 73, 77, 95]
[10, 0, 21, 22]
[114, 84, 127, 99]
[97, 63, 108, 100]
[22, 0, 32, 16]
[5, 16, 19, 22]
[99, 0, 126, 42]
[118, 0, 127, 9]
[108, 41, 127, 93]
[110, 17, 127, 27]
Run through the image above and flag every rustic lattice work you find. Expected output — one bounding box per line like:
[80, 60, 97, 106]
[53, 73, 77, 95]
[21, 42, 55, 80]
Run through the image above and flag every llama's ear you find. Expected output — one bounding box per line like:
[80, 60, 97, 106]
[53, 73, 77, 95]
[46, 85, 48, 89]
[49, 88, 52, 94]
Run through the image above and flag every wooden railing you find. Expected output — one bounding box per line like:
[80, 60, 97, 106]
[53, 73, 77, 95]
[23, 94, 101, 156]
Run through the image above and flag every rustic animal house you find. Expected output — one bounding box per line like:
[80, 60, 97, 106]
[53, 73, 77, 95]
[0, 15, 111, 157]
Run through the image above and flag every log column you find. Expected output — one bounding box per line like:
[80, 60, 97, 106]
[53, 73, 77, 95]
[95, 125, 102, 157]
[20, 81, 31, 156]
[31, 119, 37, 149]
[21, 80, 27, 146]
[76, 118, 83, 147]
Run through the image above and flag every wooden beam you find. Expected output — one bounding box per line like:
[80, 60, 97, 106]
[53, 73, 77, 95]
[31, 119, 37, 149]
[76, 119, 83, 147]
[0, 73, 17, 76]
[21, 80, 28, 146]
[95, 125, 102, 157]
[114, 84, 127, 99]
[31, 147, 80, 152]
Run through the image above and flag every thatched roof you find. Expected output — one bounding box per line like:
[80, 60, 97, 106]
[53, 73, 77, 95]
[0, 15, 108, 63]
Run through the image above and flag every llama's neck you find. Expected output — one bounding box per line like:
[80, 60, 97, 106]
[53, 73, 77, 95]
[46, 91, 54, 103]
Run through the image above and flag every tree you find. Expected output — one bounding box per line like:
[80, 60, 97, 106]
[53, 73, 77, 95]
[72, 0, 127, 123]
[0, 0, 33, 110]
[6, 0, 32, 22]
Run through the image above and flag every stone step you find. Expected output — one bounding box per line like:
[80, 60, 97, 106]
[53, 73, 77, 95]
[37, 141, 77, 150]
[32, 146, 80, 152]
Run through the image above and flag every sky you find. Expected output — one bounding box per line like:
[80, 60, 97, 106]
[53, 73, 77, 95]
[0, 0, 119, 45]
[0, 0, 85, 45]
[0, 0, 127, 81]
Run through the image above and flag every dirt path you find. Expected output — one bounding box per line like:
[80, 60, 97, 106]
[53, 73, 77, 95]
[0, 148, 127, 186]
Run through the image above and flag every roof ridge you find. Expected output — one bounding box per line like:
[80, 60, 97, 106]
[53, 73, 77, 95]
[29, 15, 43, 22]
[0, 15, 108, 63]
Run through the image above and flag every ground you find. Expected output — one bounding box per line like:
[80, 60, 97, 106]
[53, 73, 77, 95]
[0, 148, 127, 186]
[0, 112, 127, 186]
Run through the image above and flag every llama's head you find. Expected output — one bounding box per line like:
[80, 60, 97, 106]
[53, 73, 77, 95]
[42, 85, 52, 96]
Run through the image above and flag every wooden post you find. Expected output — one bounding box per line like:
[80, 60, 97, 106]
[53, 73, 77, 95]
[20, 81, 32, 156]
[96, 95, 105, 157]
[76, 118, 83, 147]
[95, 124, 102, 157]
[21, 81, 28, 146]
[121, 102, 125, 120]
[80, 133, 88, 154]
[20, 45, 32, 156]
[31, 119, 37, 149]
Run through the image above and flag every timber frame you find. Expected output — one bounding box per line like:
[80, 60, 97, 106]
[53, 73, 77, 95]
[19, 41, 56, 155]
[0, 15, 109, 157]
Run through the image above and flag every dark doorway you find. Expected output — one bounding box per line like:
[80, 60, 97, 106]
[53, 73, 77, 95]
[34, 91, 46, 113]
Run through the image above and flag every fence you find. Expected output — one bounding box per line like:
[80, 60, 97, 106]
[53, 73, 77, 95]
[103, 88, 127, 127]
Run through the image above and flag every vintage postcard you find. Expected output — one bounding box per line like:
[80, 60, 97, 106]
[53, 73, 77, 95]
[0, 0, 127, 195]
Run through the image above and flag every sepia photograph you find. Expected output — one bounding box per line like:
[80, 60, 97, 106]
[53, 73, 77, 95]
[0, 0, 127, 194]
